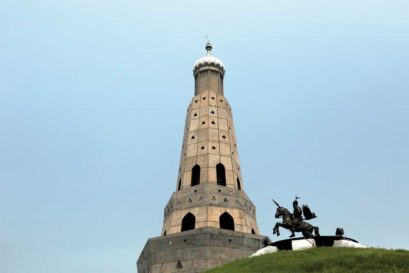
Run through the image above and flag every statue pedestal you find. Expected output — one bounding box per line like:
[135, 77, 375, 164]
[269, 236, 365, 251]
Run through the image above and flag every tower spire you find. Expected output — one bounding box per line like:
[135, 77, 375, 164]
[205, 36, 212, 56]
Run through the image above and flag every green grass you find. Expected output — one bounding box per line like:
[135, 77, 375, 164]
[205, 248, 409, 273]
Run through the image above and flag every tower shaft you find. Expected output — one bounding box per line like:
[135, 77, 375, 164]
[162, 89, 259, 236]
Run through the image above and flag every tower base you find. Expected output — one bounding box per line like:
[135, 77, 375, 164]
[137, 227, 269, 273]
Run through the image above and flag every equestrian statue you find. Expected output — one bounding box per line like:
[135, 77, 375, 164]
[272, 196, 320, 239]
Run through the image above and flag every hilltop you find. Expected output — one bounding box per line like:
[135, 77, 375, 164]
[205, 247, 409, 273]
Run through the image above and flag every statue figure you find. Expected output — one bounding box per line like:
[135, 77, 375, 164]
[272, 197, 320, 238]
[290, 198, 303, 237]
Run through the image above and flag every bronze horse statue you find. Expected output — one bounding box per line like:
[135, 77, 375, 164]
[273, 206, 320, 238]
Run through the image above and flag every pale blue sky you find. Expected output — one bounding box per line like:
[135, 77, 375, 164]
[1, 1, 408, 273]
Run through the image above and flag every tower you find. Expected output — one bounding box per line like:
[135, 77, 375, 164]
[137, 43, 267, 273]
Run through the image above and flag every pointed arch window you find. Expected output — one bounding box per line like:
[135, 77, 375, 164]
[216, 163, 226, 186]
[178, 179, 182, 191]
[237, 178, 241, 190]
[219, 212, 235, 230]
[191, 165, 200, 186]
[181, 212, 196, 231]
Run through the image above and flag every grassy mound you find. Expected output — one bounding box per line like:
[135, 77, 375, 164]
[205, 247, 409, 273]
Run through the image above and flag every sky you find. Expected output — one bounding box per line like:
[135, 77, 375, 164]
[1, 0, 408, 272]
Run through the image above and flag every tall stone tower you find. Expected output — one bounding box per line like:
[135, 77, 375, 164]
[137, 43, 267, 273]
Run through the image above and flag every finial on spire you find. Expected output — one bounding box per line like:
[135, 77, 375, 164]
[205, 36, 212, 56]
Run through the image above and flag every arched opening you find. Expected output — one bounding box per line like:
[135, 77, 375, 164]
[251, 228, 256, 234]
[219, 212, 235, 230]
[181, 213, 196, 231]
[237, 178, 241, 190]
[191, 165, 200, 186]
[178, 179, 182, 191]
[216, 163, 226, 186]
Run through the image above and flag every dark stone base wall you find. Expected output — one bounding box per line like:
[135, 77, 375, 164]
[137, 228, 268, 273]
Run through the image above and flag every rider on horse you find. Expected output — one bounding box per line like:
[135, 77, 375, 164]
[290, 198, 303, 237]
[272, 196, 320, 238]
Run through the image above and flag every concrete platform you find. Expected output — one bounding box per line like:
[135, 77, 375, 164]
[270, 236, 365, 251]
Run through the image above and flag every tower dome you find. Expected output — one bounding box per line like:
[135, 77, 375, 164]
[193, 42, 225, 96]
[193, 42, 225, 77]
